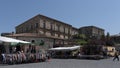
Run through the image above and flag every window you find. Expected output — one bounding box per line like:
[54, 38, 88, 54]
[57, 25, 60, 31]
[50, 23, 53, 30]
[43, 23, 46, 29]
[31, 40, 35, 43]
[35, 23, 39, 28]
[30, 25, 33, 30]
[51, 32, 55, 36]
[68, 29, 70, 34]
[64, 27, 65, 33]
[58, 34, 60, 37]
[43, 20, 46, 29]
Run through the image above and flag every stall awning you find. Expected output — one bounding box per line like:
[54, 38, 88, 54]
[49, 46, 80, 51]
[0, 36, 31, 44]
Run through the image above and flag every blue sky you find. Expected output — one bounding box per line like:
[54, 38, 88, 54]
[0, 0, 120, 35]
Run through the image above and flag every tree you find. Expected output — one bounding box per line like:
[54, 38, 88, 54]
[106, 32, 110, 40]
[72, 34, 88, 45]
[73, 34, 87, 40]
[99, 35, 106, 45]
[105, 32, 114, 46]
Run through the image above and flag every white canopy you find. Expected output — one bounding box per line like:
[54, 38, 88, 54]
[49, 46, 80, 51]
[0, 36, 30, 44]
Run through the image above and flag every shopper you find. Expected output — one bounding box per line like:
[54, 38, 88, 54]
[0, 51, 3, 64]
[113, 50, 119, 61]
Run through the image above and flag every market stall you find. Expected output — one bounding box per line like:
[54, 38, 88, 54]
[48, 46, 80, 58]
[0, 36, 31, 53]
[0, 36, 48, 64]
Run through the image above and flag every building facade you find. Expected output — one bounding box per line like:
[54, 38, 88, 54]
[111, 34, 120, 44]
[12, 14, 79, 49]
[79, 26, 104, 39]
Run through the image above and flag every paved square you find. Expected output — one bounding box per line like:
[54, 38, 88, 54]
[0, 57, 120, 68]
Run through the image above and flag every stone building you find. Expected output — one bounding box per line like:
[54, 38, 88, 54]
[109, 34, 120, 51]
[111, 34, 120, 44]
[79, 26, 104, 39]
[7, 14, 79, 50]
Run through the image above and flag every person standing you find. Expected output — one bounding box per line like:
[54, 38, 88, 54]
[0, 51, 3, 63]
[113, 50, 119, 61]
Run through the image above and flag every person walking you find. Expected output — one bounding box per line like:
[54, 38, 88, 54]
[0, 51, 3, 64]
[113, 50, 119, 61]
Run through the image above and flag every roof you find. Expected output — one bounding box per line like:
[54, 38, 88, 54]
[79, 26, 104, 31]
[111, 34, 120, 37]
[0, 36, 30, 44]
[16, 14, 72, 28]
[48, 46, 80, 51]
[39, 14, 72, 26]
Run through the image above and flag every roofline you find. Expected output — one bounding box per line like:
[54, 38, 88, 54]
[79, 25, 104, 31]
[39, 14, 72, 26]
[15, 14, 40, 28]
[16, 14, 73, 29]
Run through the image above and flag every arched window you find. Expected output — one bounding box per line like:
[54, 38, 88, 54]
[31, 40, 35, 43]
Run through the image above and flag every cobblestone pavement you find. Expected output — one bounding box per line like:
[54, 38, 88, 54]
[0, 57, 120, 68]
